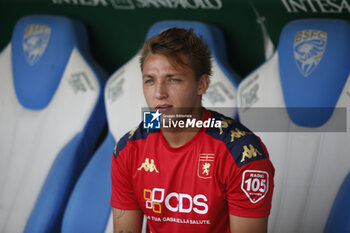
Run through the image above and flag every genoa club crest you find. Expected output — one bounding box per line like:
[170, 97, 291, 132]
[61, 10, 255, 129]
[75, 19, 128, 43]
[294, 30, 327, 77]
[198, 154, 215, 179]
[22, 24, 51, 66]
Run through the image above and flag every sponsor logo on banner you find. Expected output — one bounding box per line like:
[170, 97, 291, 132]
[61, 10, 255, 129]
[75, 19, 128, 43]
[23, 24, 51, 66]
[294, 30, 327, 77]
[144, 188, 208, 214]
[241, 170, 269, 203]
[52, 0, 223, 10]
[281, 0, 350, 13]
[110, 0, 135, 9]
[197, 154, 215, 179]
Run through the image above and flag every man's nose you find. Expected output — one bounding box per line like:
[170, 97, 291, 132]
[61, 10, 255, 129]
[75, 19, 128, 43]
[155, 81, 168, 99]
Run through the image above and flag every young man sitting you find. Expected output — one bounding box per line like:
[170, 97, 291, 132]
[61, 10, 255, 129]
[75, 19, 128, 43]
[110, 27, 274, 233]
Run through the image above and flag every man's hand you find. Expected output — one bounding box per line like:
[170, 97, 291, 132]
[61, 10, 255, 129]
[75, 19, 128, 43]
[230, 215, 268, 233]
[113, 208, 143, 233]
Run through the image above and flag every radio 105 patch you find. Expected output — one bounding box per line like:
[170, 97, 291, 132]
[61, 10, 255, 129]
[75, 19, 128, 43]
[241, 170, 269, 204]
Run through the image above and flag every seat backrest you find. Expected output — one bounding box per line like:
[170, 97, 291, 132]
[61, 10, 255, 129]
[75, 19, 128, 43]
[0, 15, 106, 233]
[237, 19, 350, 233]
[61, 20, 239, 233]
[324, 172, 350, 233]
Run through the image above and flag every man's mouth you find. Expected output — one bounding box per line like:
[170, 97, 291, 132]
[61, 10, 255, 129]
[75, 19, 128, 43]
[156, 104, 173, 113]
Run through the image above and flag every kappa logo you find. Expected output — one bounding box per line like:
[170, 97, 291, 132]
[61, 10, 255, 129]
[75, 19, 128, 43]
[23, 24, 51, 66]
[218, 117, 232, 135]
[240, 144, 262, 162]
[128, 126, 139, 139]
[113, 144, 117, 156]
[294, 30, 327, 77]
[138, 158, 159, 173]
[230, 128, 251, 142]
[198, 154, 215, 179]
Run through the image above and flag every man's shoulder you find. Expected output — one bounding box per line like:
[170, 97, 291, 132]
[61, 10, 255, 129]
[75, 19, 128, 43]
[205, 110, 254, 144]
[206, 110, 268, 168]
[113, 122, 160, 158]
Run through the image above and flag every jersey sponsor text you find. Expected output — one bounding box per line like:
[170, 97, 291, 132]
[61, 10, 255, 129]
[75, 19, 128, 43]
[144, 188, 208, 214]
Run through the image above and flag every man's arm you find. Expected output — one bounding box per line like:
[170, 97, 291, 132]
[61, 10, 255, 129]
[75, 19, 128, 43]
[230, 215, 268, 233]
[113, 208, 143, 233]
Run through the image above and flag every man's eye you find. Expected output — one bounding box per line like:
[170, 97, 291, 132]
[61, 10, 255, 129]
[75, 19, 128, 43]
[144, 79, 154, 84]
[170, 78, 181, 83]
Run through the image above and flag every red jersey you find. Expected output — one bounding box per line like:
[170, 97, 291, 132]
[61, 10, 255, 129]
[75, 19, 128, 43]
[111, 109, 274, 233]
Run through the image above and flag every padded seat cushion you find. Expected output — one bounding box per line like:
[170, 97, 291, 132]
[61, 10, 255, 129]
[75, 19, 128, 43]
[0, 15, 105, 233]
[237, 19, 350, 233]
[279, 19, 350, 127]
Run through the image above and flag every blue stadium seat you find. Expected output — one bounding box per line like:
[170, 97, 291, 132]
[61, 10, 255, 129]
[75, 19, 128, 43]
[324, 173, 350, 233]
[236, 19, 350, 233]
[0, 15, 106, 232]
[61, 20, 239, 233]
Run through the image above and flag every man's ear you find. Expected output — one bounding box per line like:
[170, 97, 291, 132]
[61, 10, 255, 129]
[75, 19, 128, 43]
[197, 74, 210, 96]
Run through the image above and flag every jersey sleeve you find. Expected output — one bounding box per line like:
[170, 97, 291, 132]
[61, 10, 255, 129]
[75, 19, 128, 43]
[224, 134, 275, 218]
[110, 138, 140, 210]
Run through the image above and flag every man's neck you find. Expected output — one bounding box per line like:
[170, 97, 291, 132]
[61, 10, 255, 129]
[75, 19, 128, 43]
[161, 107, 205, 148]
